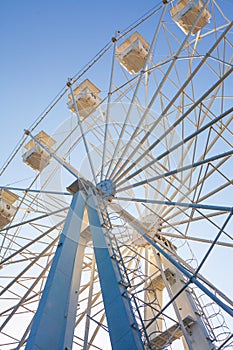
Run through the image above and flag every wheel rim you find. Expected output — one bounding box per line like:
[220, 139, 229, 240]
[0, 1, 233, 349]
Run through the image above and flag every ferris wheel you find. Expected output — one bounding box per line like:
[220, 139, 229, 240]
[0, 0, 233, 349]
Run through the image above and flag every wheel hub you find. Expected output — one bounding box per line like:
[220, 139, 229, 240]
[96, 179, 116, 201]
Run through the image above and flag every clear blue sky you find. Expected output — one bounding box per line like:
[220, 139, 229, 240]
[0, 0, 158, 166]
[1, 0, 232, 164]
[1, 0, 232, 276]
[0, 1, 233, 344]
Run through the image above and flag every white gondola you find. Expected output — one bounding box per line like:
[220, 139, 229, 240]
[170, 0, 211, 35]
[116, 32, 149, 74]
[2, 2, 233, 349]
[67, 79, 101, 118]
[22, 131, 56, 171]
[0, 189, 18, 228]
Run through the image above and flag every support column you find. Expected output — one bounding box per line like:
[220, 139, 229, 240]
[161, 253, 214, 350]
[144, 248, 163, 338]
[26, 190, 87, 350]
[114, 205, 216, 349]
[87, 192, 145, 350]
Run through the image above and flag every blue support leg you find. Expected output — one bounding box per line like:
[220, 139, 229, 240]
[26, 190, 87, 350]
[87, 192, 145, 350]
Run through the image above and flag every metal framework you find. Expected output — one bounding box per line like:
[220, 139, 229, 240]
[0, 1, 233, 349]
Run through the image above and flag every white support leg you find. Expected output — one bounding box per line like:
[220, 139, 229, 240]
[113, 204, 216, 349]
[26, 190, 87, 350]
[161, 254, 214, 350]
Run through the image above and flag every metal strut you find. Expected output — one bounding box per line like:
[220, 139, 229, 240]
[25, 190, 87, 350]
[87, 191, 145, 350]
[25, 183, 145, 350]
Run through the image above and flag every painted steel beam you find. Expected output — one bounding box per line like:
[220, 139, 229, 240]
[25, 190, 87, 350]
[128, 215, 233, 318]
[87, 192, 145, 350]
[115, 196, 233, 212]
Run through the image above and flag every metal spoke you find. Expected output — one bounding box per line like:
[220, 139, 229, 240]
[100, 36, 117, 182]
[111, 22, 232, 182]
[114, 196, 232, 212]
[159, 232, 233, 248]
[106, 3, 168, 180]
[116, 148, 233, 193]
[127, 216, 233, 317]
[1, 2, 233, 349]
[114, 82, 233, 186]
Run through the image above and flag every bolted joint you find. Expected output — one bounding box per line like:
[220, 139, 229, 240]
[96, 179, 116, 201]
[24, 129, 30, 136]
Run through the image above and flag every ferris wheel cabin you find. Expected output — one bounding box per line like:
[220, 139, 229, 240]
[0, 189, 18, 228]
[170, 0, 211, 35]
[67, 79, 101, 118]
[116, 31, 149, 74]
[22, 131, 56, 171]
